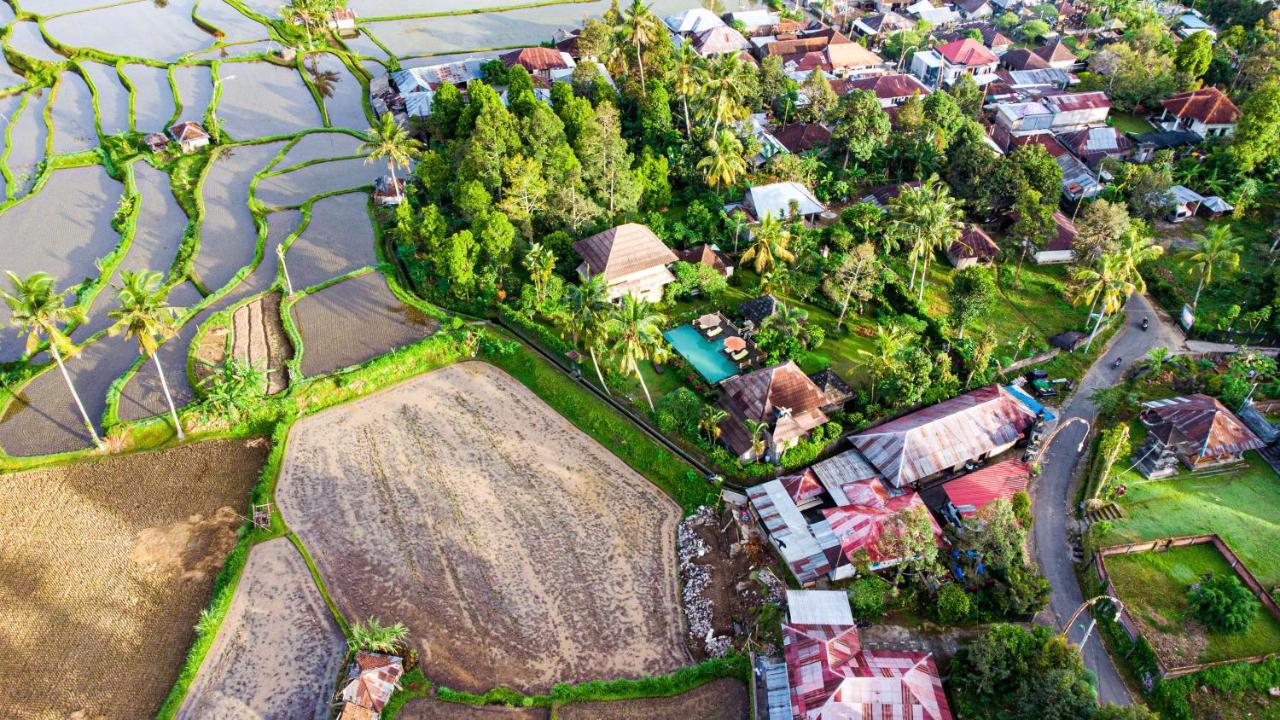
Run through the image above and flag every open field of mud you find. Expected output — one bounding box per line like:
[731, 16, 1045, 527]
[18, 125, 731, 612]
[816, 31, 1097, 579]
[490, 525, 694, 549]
[276, 362, 689, 693]
[556, 678, 750, 720]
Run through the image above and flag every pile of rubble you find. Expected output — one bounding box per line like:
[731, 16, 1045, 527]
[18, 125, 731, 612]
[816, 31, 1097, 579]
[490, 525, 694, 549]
[678, 506, 732, 657]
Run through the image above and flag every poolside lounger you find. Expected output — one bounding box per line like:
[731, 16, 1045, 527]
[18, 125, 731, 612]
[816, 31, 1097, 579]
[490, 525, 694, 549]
[704, 325, 723, 338]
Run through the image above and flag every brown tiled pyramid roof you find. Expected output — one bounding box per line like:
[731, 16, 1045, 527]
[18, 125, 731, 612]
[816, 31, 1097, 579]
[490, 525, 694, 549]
[1161, 87, 1240, 125]
[573, 223, 678, 281]
[1034, 39, 1077, 64]
[721, 361, 827, 424]
[950, 224, 998, 259]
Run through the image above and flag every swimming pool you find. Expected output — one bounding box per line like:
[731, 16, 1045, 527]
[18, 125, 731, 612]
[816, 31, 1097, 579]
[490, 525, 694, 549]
[664, 324, 740, 384]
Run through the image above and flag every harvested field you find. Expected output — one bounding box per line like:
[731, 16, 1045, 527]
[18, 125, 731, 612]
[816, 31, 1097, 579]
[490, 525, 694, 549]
[286, 191, 377, 289]
[398, 698, 549, 720]
[229, 291, 293, 393]
[289, 271, 438, 376]
[557, 678, 750, 720]
[176, 537, 348, 720]
[276, 362, 689, 693]
[0, 438, 268, 719]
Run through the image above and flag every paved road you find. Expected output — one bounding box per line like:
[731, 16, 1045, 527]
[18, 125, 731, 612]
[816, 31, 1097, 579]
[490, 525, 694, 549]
[1030, 292, 1185, 706]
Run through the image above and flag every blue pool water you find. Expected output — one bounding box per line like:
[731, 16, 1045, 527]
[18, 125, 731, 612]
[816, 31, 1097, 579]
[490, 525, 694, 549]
[664, 324, 740, 384]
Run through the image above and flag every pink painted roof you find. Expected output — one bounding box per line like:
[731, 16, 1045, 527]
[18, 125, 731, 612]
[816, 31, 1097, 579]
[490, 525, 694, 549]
[942, 458, 1031, 517]
[822, 492, 942, 564]
[783, 619, 953, 720]
[936, 38, 997, 66]
[781, 468, 826, 506]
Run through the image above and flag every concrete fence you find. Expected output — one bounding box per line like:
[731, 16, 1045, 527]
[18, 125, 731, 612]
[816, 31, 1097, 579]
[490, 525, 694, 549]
[1095, 534, 1280, 679]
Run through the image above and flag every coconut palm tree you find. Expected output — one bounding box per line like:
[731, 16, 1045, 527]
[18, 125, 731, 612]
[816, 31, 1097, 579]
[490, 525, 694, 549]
[700, 53, 751, 133]
[1112, 228, 1163, 294]
[698, 405, 728, 443]
[1073, 253, 1135, 352]
[696, 129, 747, 191]
[857, 323, 910, 405]
[1, 272, 102, 447]
[619, 0, 661, 94]
[562, 275, 613, 394]
[1146, 346, 1170, 374]
[523, 242, 557, 306]
[671, 42, 705, 136]
[740, 214, 795, 275]
[1184, 223, 1243, 312]
[109, 271, 184, 440]
[606, 294, 667, 411]
[361, 112, 422, 204]
[284, 0, 334, 48]
[886, 176, 962, 301]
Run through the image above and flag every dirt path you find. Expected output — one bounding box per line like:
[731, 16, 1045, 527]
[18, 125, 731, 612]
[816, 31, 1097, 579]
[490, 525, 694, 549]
[176, 537, 347, 720]
[276, 361, 690, 694]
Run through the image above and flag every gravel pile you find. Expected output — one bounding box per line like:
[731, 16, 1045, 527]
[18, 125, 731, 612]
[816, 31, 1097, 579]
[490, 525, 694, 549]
[678, 506, 732, 657]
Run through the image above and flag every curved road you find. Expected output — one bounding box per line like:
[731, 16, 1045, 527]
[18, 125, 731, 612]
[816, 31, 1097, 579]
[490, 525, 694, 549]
[1031, 292, 1185, 706]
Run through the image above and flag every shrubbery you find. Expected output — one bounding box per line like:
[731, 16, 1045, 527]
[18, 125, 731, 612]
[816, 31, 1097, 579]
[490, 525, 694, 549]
[848, 575, 892, 620]
[1188, 573, 1259, 634]
[932, 583, 974, 625]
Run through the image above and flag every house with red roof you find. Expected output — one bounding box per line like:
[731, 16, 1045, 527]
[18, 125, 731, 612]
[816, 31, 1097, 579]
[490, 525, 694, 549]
[945, 224, 999, 269]
[777, 590, 953, 720]
[1029, 211, 1079, 264]
[1042, 91, 1111, 129]
[941, 457, 1031, 522]
[339, 652, 404, 719]
[909, 38, 998, 89]
[499, 47, 574, 81]
[822, 491, 943, 571]
[833, 73, 930, 107]
[1157, 87, 1240, 139]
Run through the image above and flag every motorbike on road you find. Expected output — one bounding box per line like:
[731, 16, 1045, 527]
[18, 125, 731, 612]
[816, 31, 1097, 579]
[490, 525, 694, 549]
[1141, 317, 1149, 331]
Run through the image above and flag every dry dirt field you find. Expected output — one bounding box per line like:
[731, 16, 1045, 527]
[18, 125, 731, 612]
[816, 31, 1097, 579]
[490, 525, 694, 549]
[177, 537, 348, 720]
[556, 678, 750, 720]
[398, 698, 549, 720]
[276, 361, 689, 693]
[0, 439, 268, 720]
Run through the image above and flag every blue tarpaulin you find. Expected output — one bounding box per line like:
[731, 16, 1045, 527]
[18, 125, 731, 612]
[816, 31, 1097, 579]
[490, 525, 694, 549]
[1005, 384, 1056, 422]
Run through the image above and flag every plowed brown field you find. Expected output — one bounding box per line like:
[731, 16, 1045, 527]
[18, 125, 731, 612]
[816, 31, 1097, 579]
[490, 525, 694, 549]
[276, 361, 689, 694]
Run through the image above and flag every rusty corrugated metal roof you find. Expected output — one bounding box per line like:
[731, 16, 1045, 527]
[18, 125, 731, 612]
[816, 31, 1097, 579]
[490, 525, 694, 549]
[1141, 394, 1265, 460]
[850, 385, 1038, 488]
[942, 458, 1031, 517]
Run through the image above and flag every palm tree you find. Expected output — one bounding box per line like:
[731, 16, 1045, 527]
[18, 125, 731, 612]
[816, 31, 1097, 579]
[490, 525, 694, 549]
[1184, 224, 1243, 312]
[857, 323, 910, 405]
[361, 113, 422, 204]
[886, 176, 962, 301]
[605, 294, 667, 411]
[700, 53, 750, 133]
[523, 242, 557, 306]
[744, 418, 769, 460]
[671, 43, 704, 136]
[284, 0, 334, 48]
[1073, 254, 1135, 352]
[562, 275, 612, 394]
[1112, 229, 1163, 294]
[696, 129, 747, 191]
[698, 405, 728, 443]
[740, 214, 796, 274]
[108, 271, 184, 441]
[619, 0, 661, 94]
[1, 272, 102, 447]
[762, 302, 809, 343]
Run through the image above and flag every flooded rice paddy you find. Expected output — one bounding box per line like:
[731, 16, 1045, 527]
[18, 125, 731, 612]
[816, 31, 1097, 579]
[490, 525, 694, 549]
[1, 0, 634, 462]
[290, 271, 438, 377]
[82, 61, 132, 136]
[215, 61, 324, 139]
[285, 191, 376, 290]
[256, 156, 377, 208]
[193, 140, 284, 291]
[50, 71, 97, 154]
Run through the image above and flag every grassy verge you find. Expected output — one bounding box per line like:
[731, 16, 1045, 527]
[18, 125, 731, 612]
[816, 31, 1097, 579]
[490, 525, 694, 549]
[1098, 452, 1280, 586]
[1105, 543, 1280, 666]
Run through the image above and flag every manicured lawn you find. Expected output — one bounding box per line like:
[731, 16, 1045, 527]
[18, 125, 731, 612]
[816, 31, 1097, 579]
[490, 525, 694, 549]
[1100, 452, 1280, 587]
[1105, 543, 1280, 666]
[1109, 111, 1155, 135]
